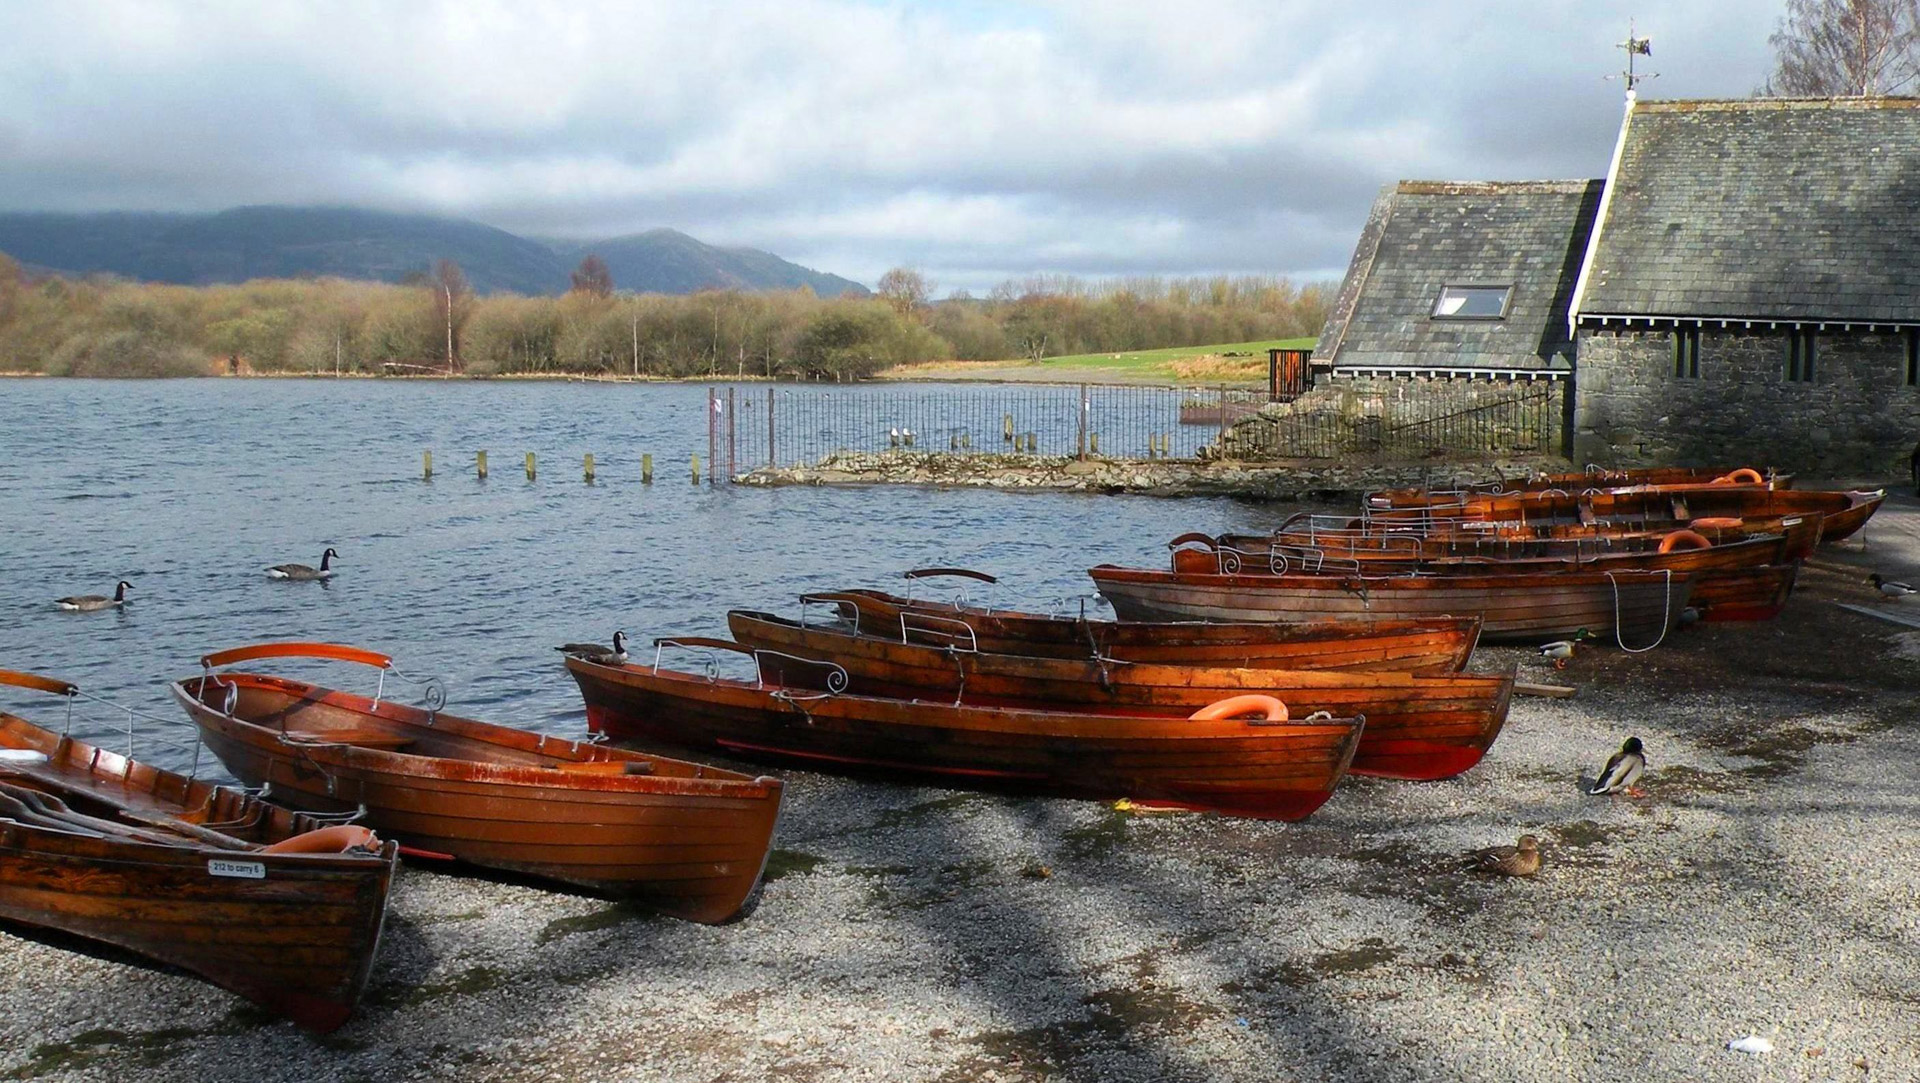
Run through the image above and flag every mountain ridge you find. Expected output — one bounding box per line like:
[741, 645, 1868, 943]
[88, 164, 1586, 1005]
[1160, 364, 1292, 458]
[0, 206, 869, 297]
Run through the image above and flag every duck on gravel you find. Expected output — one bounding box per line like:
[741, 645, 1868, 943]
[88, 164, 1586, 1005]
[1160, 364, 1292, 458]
[268, 548, 338, 581]
[55, 580, 131, 612]
[1869, 573, 1917, 600]
[1538, 628, 1593, 670]
[1589, 736, 1647, 797]
[1469, 834, 1541, 878]
[556, 630, 628, 665]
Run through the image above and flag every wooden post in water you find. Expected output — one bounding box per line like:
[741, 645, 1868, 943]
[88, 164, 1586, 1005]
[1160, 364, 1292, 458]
[691, 452, 701, 485]
[583, 453, 595, 483]
[727, 386, 737, 481]
[1090, 433, 1100, 455]
[1026, 431, 1037, 454]
[767, 391, 776, 469]
[1003, 414, 1014, 443]
[525, 452, 536, 481]
[477, 450, 488, 479]
[423, 450, 433, 481]
[642, 453, 654, 484]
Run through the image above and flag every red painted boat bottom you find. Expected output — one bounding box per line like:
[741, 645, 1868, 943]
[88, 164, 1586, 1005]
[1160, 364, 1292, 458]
[712, 739, 1051, 782]
[1350, 740, 1486, 782]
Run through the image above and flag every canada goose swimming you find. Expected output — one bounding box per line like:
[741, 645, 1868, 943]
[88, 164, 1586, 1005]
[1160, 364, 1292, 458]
[55, 580, 131, 612]
[267, 548, 338, 581]
[1469, 834, 1541, 878]
[1869, 573, 1917, 599]
[1589, 736, 1647, 796]
[1538, 628, 1593, 670]
[556, 630, 628, 665]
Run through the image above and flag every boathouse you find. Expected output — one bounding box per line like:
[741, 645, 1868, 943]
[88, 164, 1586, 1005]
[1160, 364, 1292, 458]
[1316, 95, 1920, 476]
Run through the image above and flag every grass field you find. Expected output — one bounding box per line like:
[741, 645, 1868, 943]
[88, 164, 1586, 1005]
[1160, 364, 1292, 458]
[878, 337, 1317, 386]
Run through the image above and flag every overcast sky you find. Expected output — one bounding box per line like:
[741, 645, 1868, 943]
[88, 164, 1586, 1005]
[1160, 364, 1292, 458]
[0, 1, 1779, 292]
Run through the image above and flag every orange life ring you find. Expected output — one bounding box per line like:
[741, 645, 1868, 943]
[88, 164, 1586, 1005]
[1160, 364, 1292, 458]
[1690, 516, 1744, 530]
[1189, 694, 1289, 722]
[1658, 529, 1712, 553]
[1711, 468, 1764, 486]
[261, 824, 379, 855]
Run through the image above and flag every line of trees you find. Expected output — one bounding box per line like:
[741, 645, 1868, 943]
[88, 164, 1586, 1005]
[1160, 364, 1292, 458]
[0, 251, 1331, 380]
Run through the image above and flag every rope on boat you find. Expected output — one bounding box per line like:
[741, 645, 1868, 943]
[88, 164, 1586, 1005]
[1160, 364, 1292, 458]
[1607, 569, 1675, 654]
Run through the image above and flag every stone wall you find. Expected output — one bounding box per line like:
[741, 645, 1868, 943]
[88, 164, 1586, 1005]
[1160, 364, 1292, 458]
[1216, 374, 1565, 461]
[1573, 328, 1920, 474]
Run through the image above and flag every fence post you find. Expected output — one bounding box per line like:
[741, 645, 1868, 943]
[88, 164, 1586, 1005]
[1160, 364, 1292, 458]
[1077, 384, 1089, 461]
[707, 387, 718, 489]
[727, 386, 737, 481]
[1217, 384, 1228, 453]
[768, 390, 776, 469]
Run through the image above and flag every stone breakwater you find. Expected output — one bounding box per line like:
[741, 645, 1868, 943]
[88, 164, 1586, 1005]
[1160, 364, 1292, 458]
[735, 450, 1569, 498]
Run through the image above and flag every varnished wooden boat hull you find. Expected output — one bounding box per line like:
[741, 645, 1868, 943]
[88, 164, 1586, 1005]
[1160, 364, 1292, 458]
[727, 610, 1511, 781]
[1205, 529, 1799, 622]
[1089, 565, 1695, 645]
[1366, 485, 1881, 545]
[0, 714, 395, 1032]
[806, 590, 1481, 673]
[1368, 467, 1791, 505]
[566, 659, 1364, 821]
[171, 675, 782, 924]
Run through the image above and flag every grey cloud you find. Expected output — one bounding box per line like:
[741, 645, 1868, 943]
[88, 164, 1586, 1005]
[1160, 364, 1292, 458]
[0, 0, 1778, 293]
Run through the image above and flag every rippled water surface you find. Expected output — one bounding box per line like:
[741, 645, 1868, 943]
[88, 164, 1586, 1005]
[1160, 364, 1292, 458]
[0, 379, 1286, 774]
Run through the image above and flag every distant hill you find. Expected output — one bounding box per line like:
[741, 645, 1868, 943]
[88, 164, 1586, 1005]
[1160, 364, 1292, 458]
[554, 229, 867, 297]
[0, 206, 869, 297]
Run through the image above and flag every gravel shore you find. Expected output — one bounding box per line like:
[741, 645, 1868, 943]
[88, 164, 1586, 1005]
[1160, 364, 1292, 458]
[3, 492, 1917, 1083]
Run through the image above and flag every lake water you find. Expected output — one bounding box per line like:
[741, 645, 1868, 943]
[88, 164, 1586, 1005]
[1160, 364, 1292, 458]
[0, 379, 1286, 775]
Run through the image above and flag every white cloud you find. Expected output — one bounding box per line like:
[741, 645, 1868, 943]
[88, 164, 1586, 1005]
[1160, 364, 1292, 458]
[0, 0, 1778, 291]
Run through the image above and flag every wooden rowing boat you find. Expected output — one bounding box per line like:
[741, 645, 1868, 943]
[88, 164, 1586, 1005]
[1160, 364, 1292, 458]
[1367, 466, 1790, 506]
[799, 584, 1481, 673]
[565, 641, 1366, 821]
[171, 643, 782, 924]
[0, 668, 396, 1032]
[1199, 528, 1802, 621]
[1364, 485, 1882, 544]
[1089, 564, 1695, 645]
[726, 610, 1511, 781]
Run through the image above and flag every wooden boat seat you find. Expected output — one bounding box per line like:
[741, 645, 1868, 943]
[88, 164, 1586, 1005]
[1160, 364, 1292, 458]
[281, 728, 417, 751]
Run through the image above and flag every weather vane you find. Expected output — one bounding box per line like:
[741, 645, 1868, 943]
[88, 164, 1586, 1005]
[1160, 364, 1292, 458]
[1606, 19, 1657, 94]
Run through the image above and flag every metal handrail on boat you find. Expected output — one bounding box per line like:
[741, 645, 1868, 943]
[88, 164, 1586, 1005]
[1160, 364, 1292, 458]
[899, 612, 979, 654]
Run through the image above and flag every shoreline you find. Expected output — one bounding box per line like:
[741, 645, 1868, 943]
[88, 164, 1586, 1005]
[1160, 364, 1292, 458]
[735, 450, 1570, 499]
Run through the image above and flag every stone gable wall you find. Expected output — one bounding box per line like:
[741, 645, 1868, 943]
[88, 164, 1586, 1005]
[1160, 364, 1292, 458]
[1572, 328, 1920, 474]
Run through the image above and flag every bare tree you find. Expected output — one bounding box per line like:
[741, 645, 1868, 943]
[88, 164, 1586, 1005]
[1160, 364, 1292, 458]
[570, 254, 614, 297]
[875, 267, 931, 319]
[431, 259, 473, 372]
[1766, 0, 1920, 95]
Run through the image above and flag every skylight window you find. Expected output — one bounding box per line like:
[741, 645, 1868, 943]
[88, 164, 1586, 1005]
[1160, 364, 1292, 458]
[1432, 285, 1513, 320]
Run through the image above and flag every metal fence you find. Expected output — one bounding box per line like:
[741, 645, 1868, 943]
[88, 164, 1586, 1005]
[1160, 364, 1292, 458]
[704, 377, 1563, 478]
[709, 383, 1267, 472]
[1227, 379, 1562, 461]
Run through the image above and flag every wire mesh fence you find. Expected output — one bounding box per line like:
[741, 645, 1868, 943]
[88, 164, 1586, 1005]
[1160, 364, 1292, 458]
[706, 378, 1563, 478]
[712, 383, 1260, 472]
[1227, 380, 1563, 461]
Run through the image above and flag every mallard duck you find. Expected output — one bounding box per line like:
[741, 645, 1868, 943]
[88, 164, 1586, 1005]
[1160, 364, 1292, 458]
[556, 630, 627, 665]
[268, 548, 338, 580]
[1469, 834, 1541, 877]
[1589, 736, 1646, 796]
[1538, 628, 1593, 669]
[1870, 573, 1917, 599]
[55, 580, 131, 612]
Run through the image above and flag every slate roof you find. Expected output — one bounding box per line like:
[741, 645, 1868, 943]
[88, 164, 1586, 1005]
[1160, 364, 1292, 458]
[1576, 97, 1920, 324]
[1317, 180, 1603, 369]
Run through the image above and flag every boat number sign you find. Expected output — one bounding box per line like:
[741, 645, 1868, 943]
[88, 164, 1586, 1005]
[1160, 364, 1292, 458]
[207, 858, 267, 879]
